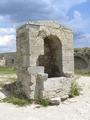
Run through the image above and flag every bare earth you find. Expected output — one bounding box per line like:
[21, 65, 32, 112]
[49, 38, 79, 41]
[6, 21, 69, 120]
[0, 76, 90, 120]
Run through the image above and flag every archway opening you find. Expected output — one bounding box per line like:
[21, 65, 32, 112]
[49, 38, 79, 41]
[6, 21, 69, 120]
[38, 35, 63, 78]
[74, 56, 88, 70]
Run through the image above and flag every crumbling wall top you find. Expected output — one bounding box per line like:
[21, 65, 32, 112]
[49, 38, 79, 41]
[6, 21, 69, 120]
[74, 48, 90, 57]
[17, 20, 72, 33]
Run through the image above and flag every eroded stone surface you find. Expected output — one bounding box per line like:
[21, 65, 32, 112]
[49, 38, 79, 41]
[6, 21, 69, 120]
[0, 52, 16, 67]
[74, 48, 90, 71]
[16, 20, 74, 99]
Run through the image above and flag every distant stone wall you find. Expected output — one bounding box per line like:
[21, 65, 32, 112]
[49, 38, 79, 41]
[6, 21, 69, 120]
[0, 48, 90, 72]
[0, 57, 5, 67]
[0, 52, 16, 67]
[74, 48, 90, 71]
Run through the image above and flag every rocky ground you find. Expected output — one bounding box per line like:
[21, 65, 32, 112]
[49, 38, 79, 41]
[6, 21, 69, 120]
[0, 75, 90, 120]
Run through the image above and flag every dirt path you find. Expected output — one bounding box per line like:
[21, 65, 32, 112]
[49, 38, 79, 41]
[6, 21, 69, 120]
[0, 76, 90, 120]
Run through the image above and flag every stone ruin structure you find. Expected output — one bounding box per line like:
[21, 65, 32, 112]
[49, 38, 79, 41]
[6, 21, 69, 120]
[0, 57, 5, 67]
[74, 48, 90, 72]
[16, 21, 74, 100]
[0, 52, 16, 67]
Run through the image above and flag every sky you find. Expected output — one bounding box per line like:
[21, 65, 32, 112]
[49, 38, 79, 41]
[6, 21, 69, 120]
[0, 0, 90, 52]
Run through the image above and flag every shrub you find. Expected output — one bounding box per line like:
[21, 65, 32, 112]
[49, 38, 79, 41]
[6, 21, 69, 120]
[69, 81, 81, 98]
[36, 98, 50, 107]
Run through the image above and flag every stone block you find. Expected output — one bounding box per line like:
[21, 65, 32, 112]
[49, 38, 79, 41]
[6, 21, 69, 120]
[28, 66, 44, 75]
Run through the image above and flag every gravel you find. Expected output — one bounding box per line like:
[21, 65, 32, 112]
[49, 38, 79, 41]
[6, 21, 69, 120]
[0, 76, 90, 120]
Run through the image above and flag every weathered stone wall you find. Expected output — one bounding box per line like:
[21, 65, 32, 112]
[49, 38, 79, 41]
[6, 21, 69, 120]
[0, 48, 90, 74]
[74, 48, 90, 71]
[43, 77, 72, 99]
[0, 57, 5, 67]
[0, 52, 16, 67]
[16, 21, 74, 100]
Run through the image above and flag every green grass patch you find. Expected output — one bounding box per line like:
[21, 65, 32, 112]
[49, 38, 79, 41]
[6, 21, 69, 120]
[69, 81, 81, 98]
[36, 98, 50, 107]
[2, 96, 32, 106]
[0, 67, 16, 74]
[1, 96, 50, 107]
[75, 70, 90, 76]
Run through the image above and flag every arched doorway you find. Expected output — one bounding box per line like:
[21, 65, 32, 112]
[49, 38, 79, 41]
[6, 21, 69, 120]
[37, 35, 63, 78]
[74, 56, 88, 70]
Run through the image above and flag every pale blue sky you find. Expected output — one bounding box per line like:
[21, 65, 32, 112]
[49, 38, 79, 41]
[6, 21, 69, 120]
[0, 0, 90, 52]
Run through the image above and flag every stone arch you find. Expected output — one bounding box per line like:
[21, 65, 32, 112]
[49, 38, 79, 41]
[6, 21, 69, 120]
[74, 56, 88, 70]
[37, 35, 63, 78]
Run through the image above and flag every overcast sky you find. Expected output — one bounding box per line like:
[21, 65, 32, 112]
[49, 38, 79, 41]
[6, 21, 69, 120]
[0, 0, 90, 52]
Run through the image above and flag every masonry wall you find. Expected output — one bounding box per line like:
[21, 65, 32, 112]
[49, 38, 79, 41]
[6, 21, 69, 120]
[0, 52, 16, 67]
[16, 21, 74, 99]
[74, 48, 90, 71]
[0, 48, 89, 72]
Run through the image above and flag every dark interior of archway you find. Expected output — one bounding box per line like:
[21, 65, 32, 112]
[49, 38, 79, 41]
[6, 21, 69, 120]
[37, 35, 62, 78]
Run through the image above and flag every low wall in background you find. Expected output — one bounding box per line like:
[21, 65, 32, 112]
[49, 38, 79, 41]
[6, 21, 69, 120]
[0, 48, 90, 72]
